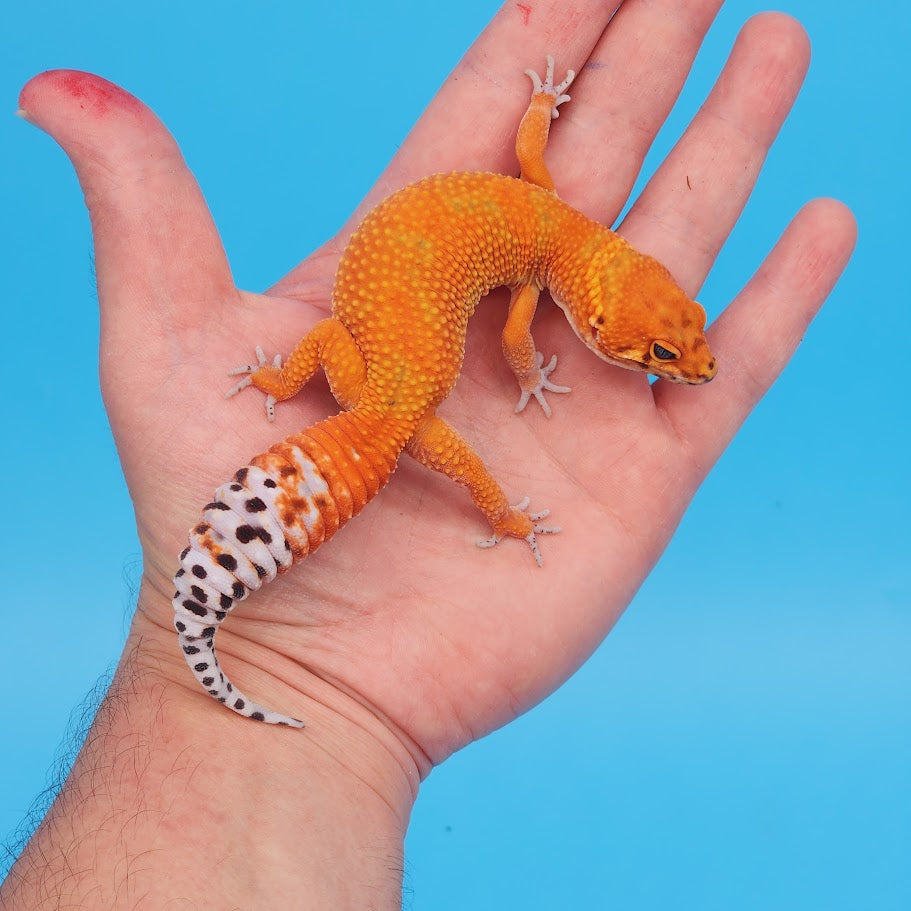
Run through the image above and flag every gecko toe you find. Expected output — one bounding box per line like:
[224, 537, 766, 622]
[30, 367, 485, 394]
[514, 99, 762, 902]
[225, 375, 253, 398]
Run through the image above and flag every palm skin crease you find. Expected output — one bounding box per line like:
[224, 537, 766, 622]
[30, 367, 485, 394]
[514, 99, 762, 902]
[16, 3, 855, 769]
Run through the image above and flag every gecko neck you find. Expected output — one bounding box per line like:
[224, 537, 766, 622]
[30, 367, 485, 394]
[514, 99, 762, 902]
[534, 193, 629, 316]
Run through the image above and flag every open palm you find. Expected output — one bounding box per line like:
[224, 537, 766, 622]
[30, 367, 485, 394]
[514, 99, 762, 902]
[20, 2, 854, 770]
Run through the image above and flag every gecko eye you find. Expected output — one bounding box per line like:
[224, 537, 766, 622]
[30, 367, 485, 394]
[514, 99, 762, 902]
[651, 341, 681, 361]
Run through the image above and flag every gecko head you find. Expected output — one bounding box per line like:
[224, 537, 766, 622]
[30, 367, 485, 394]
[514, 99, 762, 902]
[576, 247, 717, 384]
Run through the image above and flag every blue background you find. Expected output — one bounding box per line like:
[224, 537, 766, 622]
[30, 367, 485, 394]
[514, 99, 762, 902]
[1, 1, 907, 907]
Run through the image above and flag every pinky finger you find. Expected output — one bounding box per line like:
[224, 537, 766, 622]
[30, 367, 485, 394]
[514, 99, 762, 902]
[654, 197, 857, 468]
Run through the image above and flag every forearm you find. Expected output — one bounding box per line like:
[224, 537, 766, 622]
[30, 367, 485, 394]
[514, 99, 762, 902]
[1, 602, 416, 910]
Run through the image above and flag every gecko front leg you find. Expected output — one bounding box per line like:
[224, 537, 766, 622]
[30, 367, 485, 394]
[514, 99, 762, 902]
[516, 55, 575, 192]
[502, 283, 571, 417]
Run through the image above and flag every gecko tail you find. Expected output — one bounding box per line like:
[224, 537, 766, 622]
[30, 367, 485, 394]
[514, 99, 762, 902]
[171, 411, 406, 728]
[173, 604, 304, 727]
[171, 459, 306, 726]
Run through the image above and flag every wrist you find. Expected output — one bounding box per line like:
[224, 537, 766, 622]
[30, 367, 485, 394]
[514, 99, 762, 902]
[133, 575, 425, 798]
[2, 585, 420, 910]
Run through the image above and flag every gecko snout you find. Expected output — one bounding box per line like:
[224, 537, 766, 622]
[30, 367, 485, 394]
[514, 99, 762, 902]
[697, 357, 717, 383]
[672, 354, 717, 384]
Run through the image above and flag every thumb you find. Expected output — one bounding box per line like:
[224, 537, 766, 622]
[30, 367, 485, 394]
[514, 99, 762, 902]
[17, 70, 237, 404]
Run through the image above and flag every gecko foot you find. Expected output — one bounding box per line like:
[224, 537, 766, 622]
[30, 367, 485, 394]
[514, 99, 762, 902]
[477, 496, 561, 567]
[515, 352, 572, 418]
[524, 55, 575, 119]
[225, 345, 283, 421]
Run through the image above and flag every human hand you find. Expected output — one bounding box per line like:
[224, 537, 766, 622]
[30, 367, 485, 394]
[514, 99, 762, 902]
[18, 2, 855, 779]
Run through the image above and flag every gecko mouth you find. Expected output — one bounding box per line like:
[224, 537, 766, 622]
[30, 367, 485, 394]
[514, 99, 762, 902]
[668, 365, 718, 384]
[663, 372, 715, 385]
[606, 352, 717, 385]
[583, 344, 650, 375]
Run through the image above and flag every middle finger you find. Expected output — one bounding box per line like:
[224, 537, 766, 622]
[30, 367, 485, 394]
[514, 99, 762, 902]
[619, 12, 811, 295]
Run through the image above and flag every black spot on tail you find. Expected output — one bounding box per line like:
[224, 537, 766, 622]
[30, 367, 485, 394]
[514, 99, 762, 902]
[182, 600, 208, 618]
[217, 553, 238, 571]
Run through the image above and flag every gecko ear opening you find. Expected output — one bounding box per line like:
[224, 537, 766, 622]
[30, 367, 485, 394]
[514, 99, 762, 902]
[650, 341, 681, 361]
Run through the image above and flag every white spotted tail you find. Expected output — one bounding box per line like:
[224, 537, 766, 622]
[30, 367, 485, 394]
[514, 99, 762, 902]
[172, 411, 404, 727]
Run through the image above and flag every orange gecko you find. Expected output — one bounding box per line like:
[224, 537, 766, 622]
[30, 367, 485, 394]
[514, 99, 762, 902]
[171, 57, 717, 727]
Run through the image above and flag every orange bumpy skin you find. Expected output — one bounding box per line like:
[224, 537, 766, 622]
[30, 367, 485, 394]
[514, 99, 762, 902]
[173, 57, 716, 726]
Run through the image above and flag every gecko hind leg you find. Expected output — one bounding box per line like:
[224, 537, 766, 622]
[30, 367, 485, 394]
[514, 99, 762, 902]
[407, 415, 560, 565]
[225, 317, 368, 421]
[476, 496, 560, 567]
[226, 346, 282, 419]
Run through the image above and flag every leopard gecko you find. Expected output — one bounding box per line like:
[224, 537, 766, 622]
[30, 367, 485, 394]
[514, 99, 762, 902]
[171, 57, 717, 727]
